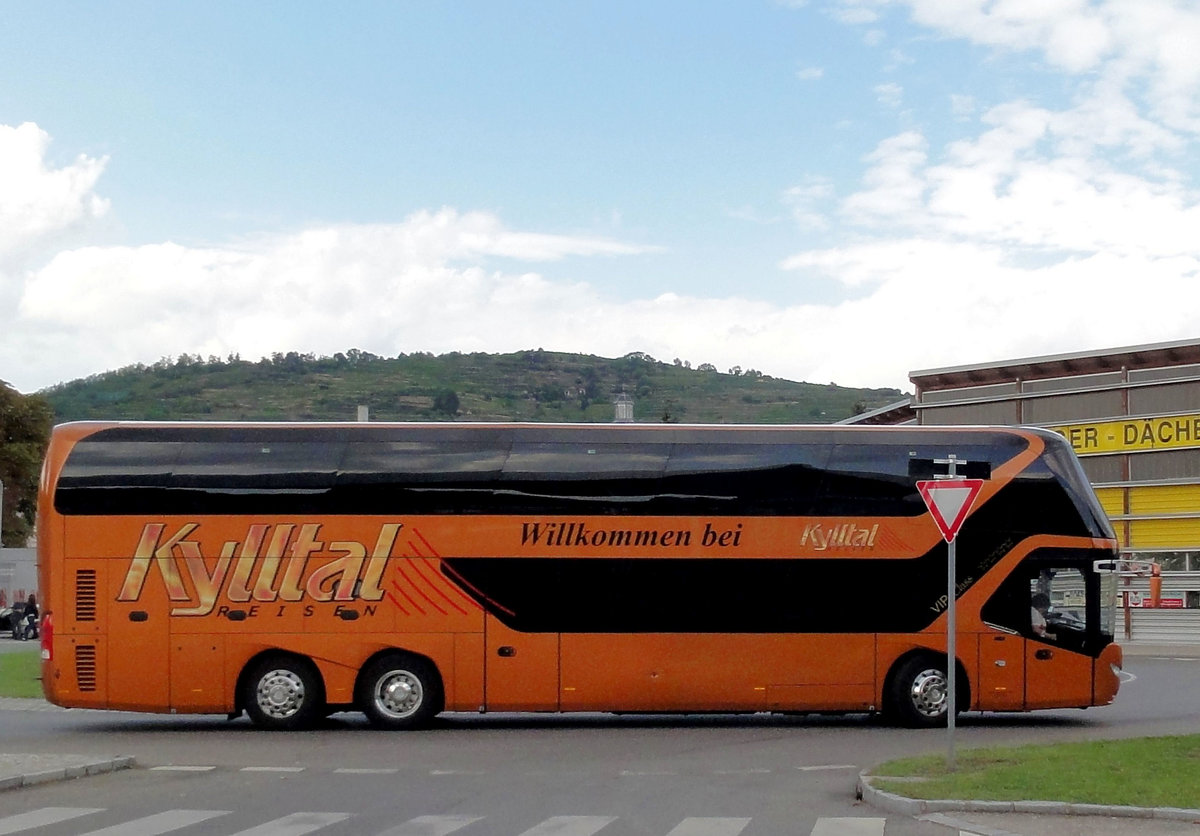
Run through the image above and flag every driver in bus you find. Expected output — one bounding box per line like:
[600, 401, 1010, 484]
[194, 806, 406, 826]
[1031, 592, 1054, 640]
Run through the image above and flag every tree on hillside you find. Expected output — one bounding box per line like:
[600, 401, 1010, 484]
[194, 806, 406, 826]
[0, 382, 53, 546]
[432, 389, 460, 417]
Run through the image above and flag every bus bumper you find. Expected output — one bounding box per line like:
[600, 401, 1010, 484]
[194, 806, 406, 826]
[1095, 642, 1123, 706]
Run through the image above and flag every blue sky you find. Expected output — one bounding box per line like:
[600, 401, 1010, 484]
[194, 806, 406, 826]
[3, 1, 1200, 395]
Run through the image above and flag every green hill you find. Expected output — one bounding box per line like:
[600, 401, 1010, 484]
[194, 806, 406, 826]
[42, 349, 905, 424]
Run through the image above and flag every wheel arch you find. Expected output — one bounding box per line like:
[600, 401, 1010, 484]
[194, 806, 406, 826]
[354, 647, 447, 729]
[354, 647, 445, 703]
[234, 649, 327, 717]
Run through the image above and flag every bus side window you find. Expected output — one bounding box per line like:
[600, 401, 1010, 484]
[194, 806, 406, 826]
[980, 572, 1032, 636]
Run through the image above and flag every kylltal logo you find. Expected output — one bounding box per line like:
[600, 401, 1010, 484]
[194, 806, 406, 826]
[118, 522, 402, 616]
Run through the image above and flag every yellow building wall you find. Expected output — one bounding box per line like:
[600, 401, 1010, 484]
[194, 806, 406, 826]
[1095, 487, 1124, 519]
[1128, 484, 1200, 516]
[1094, 484, 1200, 550]
[1129, 518, 1200, 549]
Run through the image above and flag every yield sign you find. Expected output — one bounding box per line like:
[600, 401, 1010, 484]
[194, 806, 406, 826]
[917, 478, 984, 543]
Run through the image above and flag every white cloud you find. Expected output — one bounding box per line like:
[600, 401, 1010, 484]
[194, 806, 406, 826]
[0, 125, 672, 391]
[781, 238, 1199, 382]
[875, 81, 904, 108]
[3, 211, 663, 391]
[836, 6, 881, 25]
[0, 122, 109, 270]
[863, 28, 886, 46]
[845, 0, 1200, 132]
[841, 131, 928, 224]
[796, 66, 825, 80]
[771, 0, 1200, 385]
[834, 101, 1200, 259]
[889, 0, 1115, 71]
[950, 94, 975, 119]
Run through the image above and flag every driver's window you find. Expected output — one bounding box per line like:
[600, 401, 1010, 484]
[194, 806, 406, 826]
[983, 563, 1090, 645]
[1031, 568, 1087, 644]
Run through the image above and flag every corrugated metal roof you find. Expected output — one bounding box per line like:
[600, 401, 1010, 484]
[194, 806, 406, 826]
[911, 337, 1200, 392]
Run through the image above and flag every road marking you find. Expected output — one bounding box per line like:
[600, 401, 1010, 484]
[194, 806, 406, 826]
[75, 810, 229, 836]
[429, 769, 484, 776]
[517, 815, 617, 836]
[150, 765, 217, 772]
[0, 808, 103, 835]
[664, 817, 751, 836]
[374, 815, 484, 836]
[808, 818, 885, 836]
[796, 764, 857, 772]
[0, 808, 919, 836]
[240, 767, 306, 773]
[619, 769, 677, 776]
[224, 812, 351, 836]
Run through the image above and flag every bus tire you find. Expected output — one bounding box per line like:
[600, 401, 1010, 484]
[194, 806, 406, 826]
[357, 653, 443, 730]
[887, 656, 951, 728]
[243, 655, 325, 731]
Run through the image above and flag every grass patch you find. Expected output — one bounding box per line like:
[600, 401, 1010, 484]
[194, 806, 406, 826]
[0, 649, 43, 698]
[871, 736, 1200, 809]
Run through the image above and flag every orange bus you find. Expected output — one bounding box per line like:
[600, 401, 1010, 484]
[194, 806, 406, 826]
[38, 421, 1123, 730]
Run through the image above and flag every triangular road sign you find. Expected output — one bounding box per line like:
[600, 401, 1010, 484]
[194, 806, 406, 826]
[916, 478, 984, 543]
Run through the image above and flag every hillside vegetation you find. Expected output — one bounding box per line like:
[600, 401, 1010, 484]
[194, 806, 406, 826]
[42, 349, 905, 425]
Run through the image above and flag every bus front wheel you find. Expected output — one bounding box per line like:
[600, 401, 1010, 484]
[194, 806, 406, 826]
[357, 653, 443, 729]
[243, 655, 325, 731]
[887, 656, 952, 728]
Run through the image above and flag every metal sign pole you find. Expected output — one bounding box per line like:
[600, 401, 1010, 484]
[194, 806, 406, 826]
[922, 454, 977, 773]
[917, 460, 985, 773]
[936, 455, 959, 772]
[946, 536, 956, 771]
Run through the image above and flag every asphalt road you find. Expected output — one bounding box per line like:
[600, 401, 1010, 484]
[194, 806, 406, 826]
[0, 651, 1197, 836]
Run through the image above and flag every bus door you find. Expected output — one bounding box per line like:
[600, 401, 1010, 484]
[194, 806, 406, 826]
[980, 559, 1095, 710]
[484, 614, 559, 711]
[1023, 566, 1094, 709]
[976, 631, 1024, 711]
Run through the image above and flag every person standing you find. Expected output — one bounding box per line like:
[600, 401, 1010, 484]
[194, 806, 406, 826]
[19, 593, 37, 640]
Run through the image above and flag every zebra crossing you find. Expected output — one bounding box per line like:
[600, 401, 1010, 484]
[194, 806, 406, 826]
[0, 806, 964, 836]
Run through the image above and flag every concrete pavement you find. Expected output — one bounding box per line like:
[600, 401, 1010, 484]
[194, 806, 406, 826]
[0, 752, 134, 791]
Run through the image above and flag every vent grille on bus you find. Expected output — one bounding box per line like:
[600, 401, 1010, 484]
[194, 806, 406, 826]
[75, 645, 97, 692]
[75, 569, 97, 621]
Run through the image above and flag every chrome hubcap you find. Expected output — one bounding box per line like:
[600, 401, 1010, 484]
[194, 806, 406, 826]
[909, 668, 948, 718]
[375, 670, 423, 719]
[256, 669, 305, 719]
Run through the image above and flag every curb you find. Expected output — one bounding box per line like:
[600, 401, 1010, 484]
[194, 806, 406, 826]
[857, 771, 1200, 824]
[0, 755, 136, 792]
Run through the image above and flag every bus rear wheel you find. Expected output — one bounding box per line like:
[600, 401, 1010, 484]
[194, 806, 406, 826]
[887, 656, 951, 728]
[357, 653, 442, 729]
[243, 655, 325, 731]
